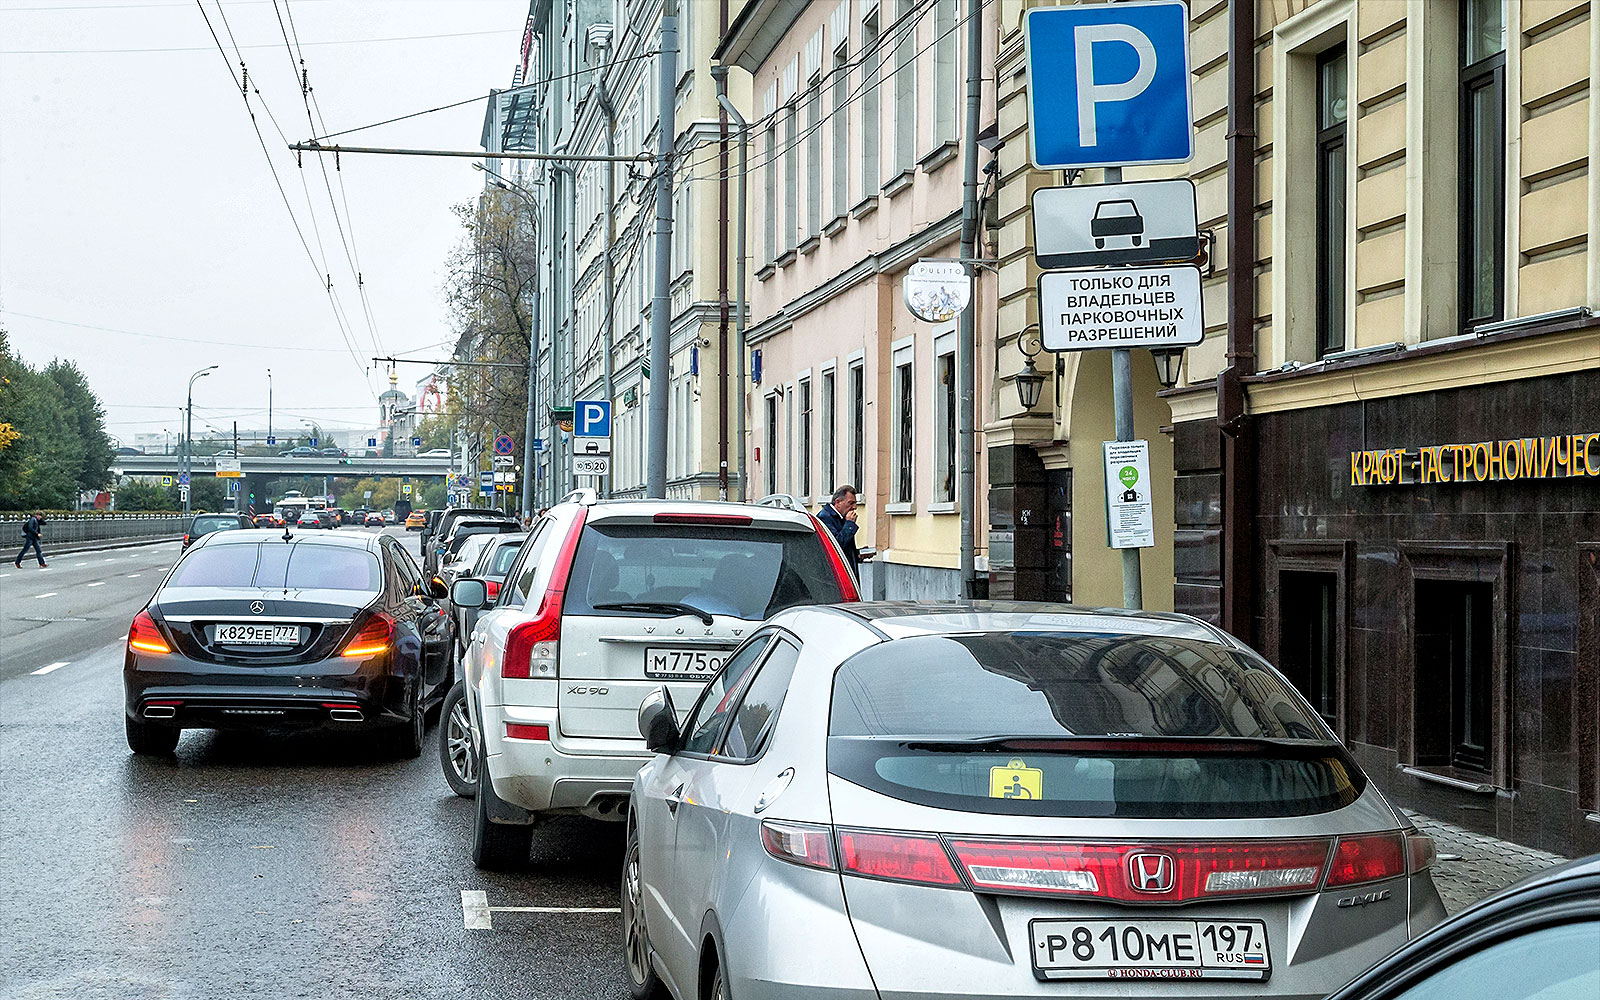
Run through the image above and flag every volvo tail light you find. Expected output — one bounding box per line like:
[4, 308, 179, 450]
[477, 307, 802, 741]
[1326, 833, 1407, 888]
[128, 611, 171, 655]
[505, 723, 550, 741]
[838, 830, 963, 887]
[808, 515, 860, 600]
[502, 511, 587, 679]
[340, 613, 395, 657]
[653, 512, 753, 526]
[948, 838, 1332, 902]
[760, 820, 835, 871]
[484, 580, 501, 599]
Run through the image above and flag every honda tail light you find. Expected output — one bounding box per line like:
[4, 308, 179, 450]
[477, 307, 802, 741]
[808, 515, 860, 600]
[1326, 833, 1407, 887]
[502, 511, 586, 679]
[128, 611, 171, 655]
[340, 613, 395, 657]
[760, 820, 835, 871]
[838, 830, 963, 887]
[1405, 831, 1436, 873]
[948, 838, 1332, 903]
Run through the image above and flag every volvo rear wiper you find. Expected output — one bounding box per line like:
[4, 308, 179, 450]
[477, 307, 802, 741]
[593, 601, 715, 626]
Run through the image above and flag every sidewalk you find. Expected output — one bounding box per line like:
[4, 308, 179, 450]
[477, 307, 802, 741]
[1405, 810, 1570, 914]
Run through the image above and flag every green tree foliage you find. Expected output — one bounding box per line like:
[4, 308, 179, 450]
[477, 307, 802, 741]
[338, 477, 398, 511]
[0, 330, 115, 509]
[115, 480, 176, 512]
[421, 482, 447, 509]
[413, 414, 453, 451]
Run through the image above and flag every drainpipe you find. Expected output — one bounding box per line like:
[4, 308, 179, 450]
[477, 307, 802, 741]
[712, 63, 748, 501]
[552, 160, 578, 501]
[955, 0, 982, 598]
[1220, 0, 1259, 640]
[715, 0, 732, 501]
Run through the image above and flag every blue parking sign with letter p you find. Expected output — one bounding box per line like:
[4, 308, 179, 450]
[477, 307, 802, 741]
[575, 400, 611, 438]
[1024, 1, 1193, 170]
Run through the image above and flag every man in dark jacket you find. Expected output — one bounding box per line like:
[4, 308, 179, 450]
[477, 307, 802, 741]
[816, 485, 860, 573]
[14, 512, 47, 568]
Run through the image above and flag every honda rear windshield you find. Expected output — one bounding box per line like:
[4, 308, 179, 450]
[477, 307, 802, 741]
[828, 632, 1362, 819]
[563, 522, 844, 621]
[166, 543, 381, 592]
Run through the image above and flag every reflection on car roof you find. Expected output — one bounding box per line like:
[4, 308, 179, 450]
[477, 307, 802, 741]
[828, 600, 1223, 643]
[203, 529, 378, 550]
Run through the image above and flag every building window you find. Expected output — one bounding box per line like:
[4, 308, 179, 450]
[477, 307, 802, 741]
[1315, 47, 1347, 359]
[805, 82, 822, 237]
[764, 395, 778, 495]
[934, 343, 955, 503]
[861, 11, 881, 196]
[798, 377, 813, 499]
[848, 360, 865, 493]
[892, 347, 913, 504]
[892, 0, 917, 178]
[763, 121, 778, 264]
[932, 0, 957, 148]
[782, 101, 798, 253]
[820, 369, 836, 493]
[831, 38, 850, 219]
[1461, 0, 1506, 329]
[1279, 572, 1338, 730]
[1415, 580, 1495, 773]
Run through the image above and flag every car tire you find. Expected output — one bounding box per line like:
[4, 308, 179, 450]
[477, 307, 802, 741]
[384, 681, 425, 759]
[471, 757, 533, 871]
[622, 826, 668, 1000]
[439, 681, 478, 798]
[126, 715, 179, 756]
[706, 959, 726, 1000]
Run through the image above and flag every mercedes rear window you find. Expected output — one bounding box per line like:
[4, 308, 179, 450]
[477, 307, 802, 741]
[564, 522, 844, 621]
[167, 543, 381, 592]
[827, 632, 1361, 819]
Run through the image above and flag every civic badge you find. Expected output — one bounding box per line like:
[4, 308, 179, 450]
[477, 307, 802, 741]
[250, 600, 265, 615]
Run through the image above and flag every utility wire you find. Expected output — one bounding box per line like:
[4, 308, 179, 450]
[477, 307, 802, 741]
[0, 310, 351, 353]
[4, 27, 512, 55]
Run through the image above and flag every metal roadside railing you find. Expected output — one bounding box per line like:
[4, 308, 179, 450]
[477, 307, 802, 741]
[0, 512, 189, 548]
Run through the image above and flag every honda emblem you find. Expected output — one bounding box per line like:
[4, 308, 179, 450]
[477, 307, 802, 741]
[1127, 852, 1175, 893]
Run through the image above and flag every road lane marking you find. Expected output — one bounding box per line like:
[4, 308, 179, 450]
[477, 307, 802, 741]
[34, 592, 57, 599]
[73, 562, 87, 567]
[86, 581, 106, 587]
[127, 574, 141, 578]
[32, 662, 70, 675]
[462, 891, 491, 930]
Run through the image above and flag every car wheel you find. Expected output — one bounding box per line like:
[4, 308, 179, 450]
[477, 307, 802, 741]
[471, 759, 533, 870]
[622, 826, 667, 999]
[707, 960, 726, 1000]
[126, 715, 179, 756]
[384, 682, 425, 759]
[439, 681, 478, 798]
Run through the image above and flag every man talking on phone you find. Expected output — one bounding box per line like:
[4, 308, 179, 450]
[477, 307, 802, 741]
[817, 484, 860, 574]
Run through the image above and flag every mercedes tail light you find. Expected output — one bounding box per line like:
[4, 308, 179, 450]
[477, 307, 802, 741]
[502, 511, 587, 679]
[339, 613, 395, 658]
[838, 830, 963, 887]
[760, 820, 835, 871]
[1326, 833, 1407, 888]
[128, 610, 171, 655]
[808, 515, 860, 600]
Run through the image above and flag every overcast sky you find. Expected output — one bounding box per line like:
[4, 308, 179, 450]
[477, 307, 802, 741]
[0, 0, 526, 446]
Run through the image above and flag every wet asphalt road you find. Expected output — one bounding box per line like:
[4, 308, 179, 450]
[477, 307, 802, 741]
[1, 528, 632, 1000]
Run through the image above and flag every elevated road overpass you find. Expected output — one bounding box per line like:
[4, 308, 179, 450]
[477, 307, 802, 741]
[113, 455, 455, 478]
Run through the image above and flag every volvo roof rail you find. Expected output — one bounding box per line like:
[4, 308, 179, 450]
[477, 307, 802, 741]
[558, 488, 599, 506]
[754, 493, 808, 512]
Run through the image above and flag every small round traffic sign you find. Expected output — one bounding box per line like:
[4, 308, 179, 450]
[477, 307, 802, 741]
[493, 433, 515, 456]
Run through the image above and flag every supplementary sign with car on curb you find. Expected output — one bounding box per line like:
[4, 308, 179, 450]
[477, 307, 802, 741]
[1032, 178, 1198, 269]
[1039, 265, 1204, 351]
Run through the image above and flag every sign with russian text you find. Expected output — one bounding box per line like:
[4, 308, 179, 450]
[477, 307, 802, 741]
[1103, 440, 1155, 549]
[1351, 433, 1599, 486]
[215, 458, 243, 478]
[1039, 265, 1203, 351]
[1033, 179, 1199, 269]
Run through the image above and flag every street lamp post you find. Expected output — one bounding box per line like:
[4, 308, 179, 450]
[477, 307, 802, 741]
[267, 369, 273, 447]
[184, 366, 218, 517]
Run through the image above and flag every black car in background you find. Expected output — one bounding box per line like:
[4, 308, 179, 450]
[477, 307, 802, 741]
[423, 507, 516, 577]
[124, 531, 453, 758]
[183, 512, 252, 550]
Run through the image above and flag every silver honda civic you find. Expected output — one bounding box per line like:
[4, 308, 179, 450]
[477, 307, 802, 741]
[623, 602, 1446, 1000]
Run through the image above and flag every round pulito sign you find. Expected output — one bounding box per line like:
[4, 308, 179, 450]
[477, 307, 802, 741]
[903, 260, 971, 323]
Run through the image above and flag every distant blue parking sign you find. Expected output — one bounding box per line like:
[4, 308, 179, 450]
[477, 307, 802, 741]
[1024, 1, 1193, 170]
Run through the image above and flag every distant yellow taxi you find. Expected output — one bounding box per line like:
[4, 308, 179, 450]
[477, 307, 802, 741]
[405, 511, 427, 531]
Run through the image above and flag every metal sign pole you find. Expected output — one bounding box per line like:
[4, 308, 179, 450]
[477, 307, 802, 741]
[1105, 165, 1143, 611]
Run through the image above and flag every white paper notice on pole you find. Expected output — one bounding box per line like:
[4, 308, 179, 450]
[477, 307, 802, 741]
[1039, 265, 1204, 351]
[1103, 440, 1155, 549]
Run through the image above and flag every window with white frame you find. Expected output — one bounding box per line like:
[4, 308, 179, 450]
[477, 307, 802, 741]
[932, 0, 957, 149]
[934, 330, 955, 503]
[782, 99, 798, 253]
[798, 376, 813, 499]
[860, 10, 881, 199]
[819, 367, 836, 493]
[763, 119, 778, 265]
[891, 341, 913, 504]
[764, 394, 778, 495]
[830, 31, 850, 221]
[804, 81, 822, 238]
[848, 359, 865, 492]
[892, 0, 916, 178]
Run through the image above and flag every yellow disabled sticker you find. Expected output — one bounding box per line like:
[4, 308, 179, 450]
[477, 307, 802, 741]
[989, 758, 1043, 800]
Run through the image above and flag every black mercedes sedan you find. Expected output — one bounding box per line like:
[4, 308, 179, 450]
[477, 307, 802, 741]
[124, 529, 452, 758]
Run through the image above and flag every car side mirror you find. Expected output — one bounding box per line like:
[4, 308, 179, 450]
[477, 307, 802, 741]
[638, 686, 680, 753]
[450, 578, 488, 609]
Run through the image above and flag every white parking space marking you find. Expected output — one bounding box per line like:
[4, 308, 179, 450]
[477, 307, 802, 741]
[460, 889, 619, 930]
[34, 592, 57, 599]
[32, 662, 70, 676]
